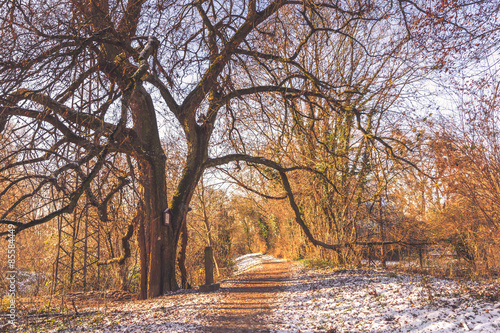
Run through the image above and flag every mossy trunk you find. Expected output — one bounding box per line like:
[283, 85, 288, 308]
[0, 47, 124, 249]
[178, 221, 189, 289]
[129, 86, 173, 298]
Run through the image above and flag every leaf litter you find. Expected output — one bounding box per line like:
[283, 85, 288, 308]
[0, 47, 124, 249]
[7, 254, 500, 332]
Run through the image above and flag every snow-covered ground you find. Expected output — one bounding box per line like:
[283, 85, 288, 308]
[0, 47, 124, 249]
[233, 252, 277, 275]
[10, 254, 500, 332]
[19, 288, 223, 332]
[267, 263, 500, 333]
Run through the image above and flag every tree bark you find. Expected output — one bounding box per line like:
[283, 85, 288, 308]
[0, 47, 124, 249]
[178, 220, 189, 289]
[128, 81, 212, 298]
[136, 210, 148, 300]
[128, 85, 172, 298]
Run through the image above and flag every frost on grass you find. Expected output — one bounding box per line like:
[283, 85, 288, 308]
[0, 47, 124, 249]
[15, 253, 275, 332]
[267, 264, 500, 333]
[17, 289, 223, 333]
[12, 255, 500, 332]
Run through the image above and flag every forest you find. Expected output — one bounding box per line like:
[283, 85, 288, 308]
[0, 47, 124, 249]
[1, 0, 500, 306]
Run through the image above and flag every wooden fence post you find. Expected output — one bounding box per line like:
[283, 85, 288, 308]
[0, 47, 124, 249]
[200, 246, 219, 292]
[205, 246, 214, 285]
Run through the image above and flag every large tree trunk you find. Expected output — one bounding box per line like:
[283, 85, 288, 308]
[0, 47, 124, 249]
[129, 85, 173, 298]
[175, 125, 212, 290]
[129, 85, 211, 298]
[135, 148, 181, 298]
[168, 124, 211, 288]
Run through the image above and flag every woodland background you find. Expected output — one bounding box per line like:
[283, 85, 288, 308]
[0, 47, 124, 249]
[0, 0, 500, 300]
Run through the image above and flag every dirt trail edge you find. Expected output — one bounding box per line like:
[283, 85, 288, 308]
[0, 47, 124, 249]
[203, 259, 293, 333]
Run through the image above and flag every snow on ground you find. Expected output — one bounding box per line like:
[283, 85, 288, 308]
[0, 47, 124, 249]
[267, 263, 500, 333]
[12, 254, 500, 332]
[22, 288, 223, 332]
[233, 252, 277, 275]
[18, 254, 273, 332]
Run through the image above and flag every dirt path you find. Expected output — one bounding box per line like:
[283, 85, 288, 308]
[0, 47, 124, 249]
[9, 259, 294, 332]
[203, 259, 293, 332]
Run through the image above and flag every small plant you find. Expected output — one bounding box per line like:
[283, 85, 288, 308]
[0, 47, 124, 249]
[420, 275, 435, 302]
[1, 297, 13, 312]
[91, 314, 104, 324]
[39, 304, 50, 313]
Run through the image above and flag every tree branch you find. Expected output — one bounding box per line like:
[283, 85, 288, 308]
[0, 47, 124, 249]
[8, 90, 115, 136]
[1, 106, 96, 150]
[117, 0, 147, 38]
[179, 0, 289, 123]
[97, 223, 134, 266]
[204, 154, 346, 249]
[144, 75, 180, 115]
[0, 144, 109, 235]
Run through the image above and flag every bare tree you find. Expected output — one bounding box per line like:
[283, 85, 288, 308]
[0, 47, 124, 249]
[1, 0, 498, 298]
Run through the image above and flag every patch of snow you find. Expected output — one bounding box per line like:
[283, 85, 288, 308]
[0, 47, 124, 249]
[361, 259, 420, 268]
[11, 270, 48, 296]
[233, 253, 278, 275]
[19, 289, 223, 332]
[266, 264, 500, 333]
